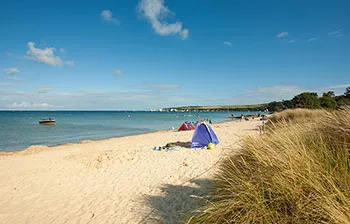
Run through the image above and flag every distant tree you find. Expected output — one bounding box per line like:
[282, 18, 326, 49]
[282, 100, 294, 109]
[320, 96, 337, 109]
[266, 101, 285, 112]
[263, 87, 350, 112]
[335, 87, 350, 107]
[291, 92, 321, 109]
[323, 91, 335, 98]
[345, 87, 350, 98]
[320, 91, 337, 109]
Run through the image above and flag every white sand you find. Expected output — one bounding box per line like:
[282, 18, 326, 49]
[0, 119, 263, 224]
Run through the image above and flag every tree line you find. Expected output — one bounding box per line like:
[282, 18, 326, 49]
[266, 87, 350, 112]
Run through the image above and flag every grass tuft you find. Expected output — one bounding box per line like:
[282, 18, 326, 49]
[187, 109, 350, 224]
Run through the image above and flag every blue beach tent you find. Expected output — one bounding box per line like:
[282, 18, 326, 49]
[191, 124, 219, 148]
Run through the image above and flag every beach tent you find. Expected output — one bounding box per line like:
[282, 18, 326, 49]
[178, 121, 200, 131]
[191, 124, 219, 148]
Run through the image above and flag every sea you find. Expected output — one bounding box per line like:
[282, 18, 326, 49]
[0, 111, 256, 152]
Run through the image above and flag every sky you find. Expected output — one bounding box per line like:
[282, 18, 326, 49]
[0, 0, 349, 110]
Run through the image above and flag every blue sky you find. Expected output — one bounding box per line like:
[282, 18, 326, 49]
[0, 0, 349, 110]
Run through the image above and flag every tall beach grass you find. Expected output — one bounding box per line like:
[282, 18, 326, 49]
[187, 109, 350, 224]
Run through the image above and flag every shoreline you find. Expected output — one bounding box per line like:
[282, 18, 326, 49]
[0, 119, 240, 156]
[0, 129, 170, 156]
[0, 118, 262, 223]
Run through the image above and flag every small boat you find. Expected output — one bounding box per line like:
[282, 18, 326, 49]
[39, 118, 55, 125]
[226, 115, 242, 119]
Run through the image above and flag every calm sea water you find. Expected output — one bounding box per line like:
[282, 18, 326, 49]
[0, 111, 255, 152]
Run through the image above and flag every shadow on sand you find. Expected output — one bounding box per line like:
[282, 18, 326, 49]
[145, 179, 213, 224]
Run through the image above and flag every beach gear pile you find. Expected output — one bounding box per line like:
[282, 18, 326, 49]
[155, 123, 219, 151]
[153, 141, 191, 151]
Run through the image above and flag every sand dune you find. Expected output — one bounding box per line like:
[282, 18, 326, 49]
[0, 119, 263, 224]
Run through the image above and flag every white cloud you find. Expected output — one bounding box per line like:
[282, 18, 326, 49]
[4, 68, 20, 75]
[237, 85, 308, 104]
[25, 42, 63, 66]
[114, 70, 123, 76]
[65, 60, 75, 67]
[308, 37, 317, 42]
[0, 87, 200, 110]
[0, 90, 25, 96]
[236, 84, 350, 104]
[224, 42, 232, 47]
[288, 40, 296, 44]
[248, 86, 306, 96]
[7, 102, 54, 109]
[138, 0, 189, 40]
[328, 84, 350, 90]
[328, 30, 341, 36]
[1, 83, 349, 110]
[138, 83, 180, 93]
[0, 82, 13, 87]
[25, 42, 74, 67]
[277, 32, 288, 39]
[37, 87, 54, 94]
[327, 84, 350, 95]
[8, 76, 23, 82]
[335, 34, 344, 37]
[101, 10, 119, 25]
[328, 30, 345, 38]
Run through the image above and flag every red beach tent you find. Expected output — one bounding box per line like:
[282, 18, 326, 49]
[178, 121, 200, 131]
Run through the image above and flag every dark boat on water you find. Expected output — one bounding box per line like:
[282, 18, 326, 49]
[226, 115, 242, 119]
[39, 118, 55, 125]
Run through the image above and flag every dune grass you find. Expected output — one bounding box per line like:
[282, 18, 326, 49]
[267, 108, 325, 124]
[187, 109, 350, 224]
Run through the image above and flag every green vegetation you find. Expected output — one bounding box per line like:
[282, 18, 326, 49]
[266, 87, 350, 112]
[320, 91, 337, 109]
[164, 87, 350, 112]
[335, 87, 350, 107]
[292, 92, 321, 109]
[187, 109, 350, 223]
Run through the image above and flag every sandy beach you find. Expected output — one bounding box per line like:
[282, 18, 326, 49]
[0, 119, 263, 224]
